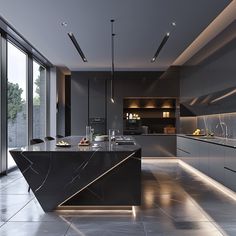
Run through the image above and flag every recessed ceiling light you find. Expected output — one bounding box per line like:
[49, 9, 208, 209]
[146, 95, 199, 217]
[171, 22, 176, 27]
[61, 22, 68, 27]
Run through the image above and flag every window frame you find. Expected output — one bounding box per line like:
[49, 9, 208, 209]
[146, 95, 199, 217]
[0, 19, 51, 174]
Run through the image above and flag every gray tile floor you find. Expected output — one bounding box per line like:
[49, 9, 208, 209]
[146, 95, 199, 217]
[0, 160, 236, 235]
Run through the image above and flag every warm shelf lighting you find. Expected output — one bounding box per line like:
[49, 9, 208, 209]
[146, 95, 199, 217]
[163, 112, 170, 118]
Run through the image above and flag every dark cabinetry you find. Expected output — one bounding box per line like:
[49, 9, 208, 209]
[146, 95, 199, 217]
[224, 148, 236, 192]
[208, 143, 225, 185]
[133, 135, 176, 157]
[177, 136, 236, 192]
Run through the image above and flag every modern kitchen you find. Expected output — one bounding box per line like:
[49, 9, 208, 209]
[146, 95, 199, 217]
[0, 0, 236, 235]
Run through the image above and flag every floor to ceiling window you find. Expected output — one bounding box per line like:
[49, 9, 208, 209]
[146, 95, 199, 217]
[7, 41, 27, 169]
[33, 60, 46, 139]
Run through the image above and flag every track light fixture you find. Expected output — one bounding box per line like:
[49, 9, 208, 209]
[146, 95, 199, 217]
[68, 32, 87, 62]
[110, 19, 115, 103]
[151, 32, 170, 62]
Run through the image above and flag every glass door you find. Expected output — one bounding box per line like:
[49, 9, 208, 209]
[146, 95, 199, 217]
[33, 60, 46, 139]
[7, 41, 27, 169]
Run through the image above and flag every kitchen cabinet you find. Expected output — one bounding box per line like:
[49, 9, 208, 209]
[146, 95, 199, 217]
[224, 148, 236, 192]
[133, 135, 176, 157]
[208, 143, 225, 185]
[177, 136, 236, 192]
[177, 137, 199, 168]
[198, 141, 209, 175]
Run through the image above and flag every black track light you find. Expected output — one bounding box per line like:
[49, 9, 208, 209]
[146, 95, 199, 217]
[68, 32, 87, 62]
[151, 32, 170, 62]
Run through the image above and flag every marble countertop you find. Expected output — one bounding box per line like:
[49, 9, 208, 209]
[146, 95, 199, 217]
[10, 136, 141, 153]
[178, 134, 236, 149]
[130, 134, 176, 136]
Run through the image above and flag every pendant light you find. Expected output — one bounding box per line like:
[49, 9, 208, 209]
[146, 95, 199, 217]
[110, 19, 115, 103]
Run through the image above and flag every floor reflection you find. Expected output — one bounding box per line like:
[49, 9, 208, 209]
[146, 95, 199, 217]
[0, 160, 236, 235]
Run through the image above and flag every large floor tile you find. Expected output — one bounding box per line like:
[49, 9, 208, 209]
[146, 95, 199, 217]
[66, 220, 145, 236]
[0, 177, 33, 195]
[0, 222, 5, 227]
[0, 194, 33, 221]
[143, 221, 222, 236]
[0, 172, 23, 190]
[0, 221, 70, 236]
[217, 222, 236, 236]
[10, 198, 72, 222]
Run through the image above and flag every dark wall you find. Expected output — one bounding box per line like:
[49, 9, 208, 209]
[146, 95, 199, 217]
[65, 75, 71, 136]
[179, 21, 236, 135]
[71, 71, 179, 135]
[180, 21, 236, 101]
[56, 68, 65, 136]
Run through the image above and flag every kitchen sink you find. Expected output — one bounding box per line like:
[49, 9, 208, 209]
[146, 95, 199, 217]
[115, 141, 135, 145]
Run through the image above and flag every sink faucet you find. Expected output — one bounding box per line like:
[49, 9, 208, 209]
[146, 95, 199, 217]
[216, 122, 228, 139]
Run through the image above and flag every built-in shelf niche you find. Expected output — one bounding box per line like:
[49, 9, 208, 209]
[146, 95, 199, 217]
[123, 98, 176, 134]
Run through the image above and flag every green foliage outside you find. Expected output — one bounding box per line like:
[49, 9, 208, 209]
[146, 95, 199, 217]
[8, 66, 43, 121]
[33, 66, 44, 105]
[33, 76, 40, 105]
[7, 82, 24, 121]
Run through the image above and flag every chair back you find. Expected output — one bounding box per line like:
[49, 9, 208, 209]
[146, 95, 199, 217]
[30, 138, 44, 145]
[44, 136, 55, 141]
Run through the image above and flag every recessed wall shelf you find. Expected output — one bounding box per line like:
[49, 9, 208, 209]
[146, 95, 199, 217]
[123, 98, 176, 134]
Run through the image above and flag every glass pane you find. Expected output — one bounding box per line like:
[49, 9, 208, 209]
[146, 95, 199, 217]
[33, 61, 46, 138]
[7, 42, 27, 169]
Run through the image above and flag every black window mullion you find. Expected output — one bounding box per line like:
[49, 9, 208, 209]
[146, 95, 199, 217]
[28, 55, 33, 144]
[0, 33, 7, 174]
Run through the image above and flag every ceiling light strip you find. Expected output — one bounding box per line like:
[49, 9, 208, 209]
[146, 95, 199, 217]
[151, 32, 170, 62]
[68, 32, 87, 62]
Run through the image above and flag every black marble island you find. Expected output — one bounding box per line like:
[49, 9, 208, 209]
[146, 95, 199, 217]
[10, 136, 141, 212]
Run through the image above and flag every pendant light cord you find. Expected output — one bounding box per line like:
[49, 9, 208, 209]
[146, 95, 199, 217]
[110, 19, 115, 103]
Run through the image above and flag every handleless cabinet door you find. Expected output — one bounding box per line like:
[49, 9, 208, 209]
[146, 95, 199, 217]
[198, 141, 209, 175]
[224, 148, 236, 192]
[208, 143, 225, 185]
[189, 139, 199, 169]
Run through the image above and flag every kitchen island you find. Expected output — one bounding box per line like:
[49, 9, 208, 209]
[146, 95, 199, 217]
[10, 136, 141, 212]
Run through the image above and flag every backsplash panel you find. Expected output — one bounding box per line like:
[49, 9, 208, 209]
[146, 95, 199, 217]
[197, 113, 236, 139]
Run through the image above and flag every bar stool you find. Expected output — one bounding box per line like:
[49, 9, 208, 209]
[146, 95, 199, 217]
[44, 136, 55, 141]
[30, 138, 44, 145]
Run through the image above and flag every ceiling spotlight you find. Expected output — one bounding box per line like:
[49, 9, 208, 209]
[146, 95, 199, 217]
[171, 22, 176, 27]
[68, 32, 88, 62]
[61, 22, 68, 27]
[151, 32, 170, 63]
